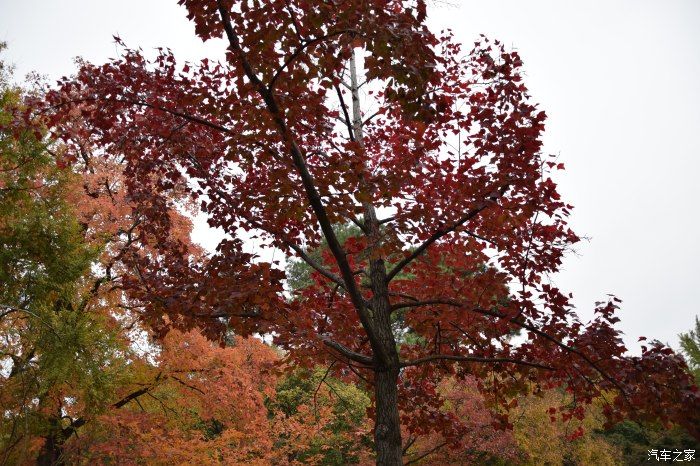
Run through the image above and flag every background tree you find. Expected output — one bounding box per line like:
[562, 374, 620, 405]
[402, 375, 519, 465]
[510, 390, 621, 466]
[269, 366, 372, 465]
[592, 319, 700, 466]
[2, 45, 374, 464]
[0, 44, 226, 463]
[39, 1, 699, 464]
[0, 49, 131, 464]
[63, 330, 282, 465]
[601, 420, 699, 466]
[679, 316, 700, 383]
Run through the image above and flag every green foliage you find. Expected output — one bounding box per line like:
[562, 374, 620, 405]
[269, 367, 371, 465]
[0, 68, 97, 310]
[679, 316, 700, 383]
[0, 55, 129, 462]
[286, 222, 362, 292]
[603, 421, 700, 466]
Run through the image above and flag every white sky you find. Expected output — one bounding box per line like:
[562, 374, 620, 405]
[1, 0, 698, 354]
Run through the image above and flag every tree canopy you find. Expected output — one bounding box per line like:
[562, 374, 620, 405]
[0, 2, 698, 464]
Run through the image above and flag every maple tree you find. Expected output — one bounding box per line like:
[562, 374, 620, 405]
[36, 1, 700, 464]
[64, 330, 280, 465]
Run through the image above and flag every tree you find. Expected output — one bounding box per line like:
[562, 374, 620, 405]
[269, 366, 372, 465]
[510, 390, 621, 466]
[40, 2, 699, 464]
[2, 44, 373, 465]
[402, 375, 519, 465]
[63, 330, 283, 465]
[62, 328, 377, 465]
[0, 50, 130, 464]
[602, 419, 699, 466]
[679, 316, 700, 383]
[0, 44, 210, 463]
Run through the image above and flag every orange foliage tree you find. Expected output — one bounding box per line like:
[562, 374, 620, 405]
[63, 331, 278, 465]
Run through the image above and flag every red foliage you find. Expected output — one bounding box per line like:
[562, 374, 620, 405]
[37, 0, 699, 461]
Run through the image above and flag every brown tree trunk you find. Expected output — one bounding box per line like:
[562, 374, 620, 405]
[36, 424, 65, 466]
[374, 366, 403, 466]
[36, 440, 62, 466]
[349, 45, 404, 463]
[364, 203, 403, 466]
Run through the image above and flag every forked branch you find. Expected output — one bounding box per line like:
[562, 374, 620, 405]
[386, 184, 509, 282]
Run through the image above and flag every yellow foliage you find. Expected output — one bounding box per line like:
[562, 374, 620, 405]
[511, 390, 621, 466]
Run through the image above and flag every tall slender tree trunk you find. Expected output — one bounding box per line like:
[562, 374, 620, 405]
[349, 48, 404, 466]
[367, 244, 403, 466]
[367, 247, 403, 466]
[374, 367, 403, 465]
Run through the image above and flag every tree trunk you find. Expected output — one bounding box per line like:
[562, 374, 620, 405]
[349, 45, 403, 466]
[374, 367, 403, 465]
[364, 196, 403, 466]
[36, 406, 67, 466]
[36, 430, 64, 466]
[365, 203, 403, 466]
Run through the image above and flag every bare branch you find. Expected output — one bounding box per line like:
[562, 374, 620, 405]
[362, 109, 382, 126]
[391, 300, 452, 312]
[287, 242, 345, 288]
[346, 214, 368, 234]
[335, 83, 355, 141]
[403, 441, 448, 466]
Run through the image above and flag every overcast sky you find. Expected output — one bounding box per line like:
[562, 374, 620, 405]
[1, 0, 698, 353]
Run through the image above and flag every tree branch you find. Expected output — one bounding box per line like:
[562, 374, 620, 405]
[346, 214, 368, 234]
[322, 337, 374, 366]
[286, 242, 345, 288]
[268, 30, 354, 90]
[399, 354, 554, 371]
[63, 380, 159, 439]
[403, 441, 448, 465]
[216, 0, 386, 363]
[335, 83, 355, 141]
[49, 97, 232, 135]
[386, 184, 509, 282]
[391, 300, 453, 312]
[392, 296, 628, 395]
